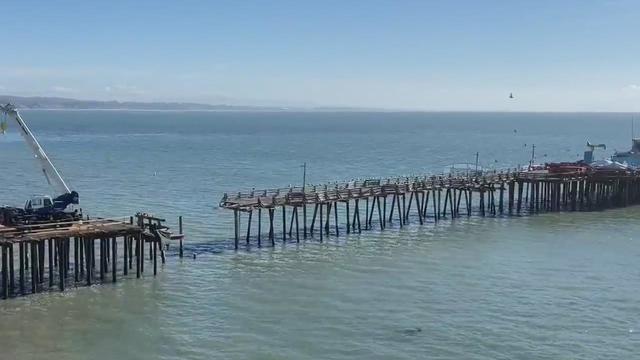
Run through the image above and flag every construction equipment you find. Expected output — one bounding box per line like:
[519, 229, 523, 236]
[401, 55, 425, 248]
[0, 104, 80, 226]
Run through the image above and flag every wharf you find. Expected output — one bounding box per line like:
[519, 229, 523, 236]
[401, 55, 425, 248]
[220, 169, 640, 249]
[0, 216, 169, 299]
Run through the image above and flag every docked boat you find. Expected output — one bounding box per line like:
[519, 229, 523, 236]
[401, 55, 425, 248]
[612, 139, 640, 168]
[547, 162, 590, 174]
[590, 159, 631, 176]
[522, 164, 549, 174]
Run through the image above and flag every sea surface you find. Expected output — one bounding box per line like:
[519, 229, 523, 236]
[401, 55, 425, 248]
[0, 111, 639, 359]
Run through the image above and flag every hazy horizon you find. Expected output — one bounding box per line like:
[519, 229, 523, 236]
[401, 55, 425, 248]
[3, 1, 640, 112]
[6, 94, 640, 113]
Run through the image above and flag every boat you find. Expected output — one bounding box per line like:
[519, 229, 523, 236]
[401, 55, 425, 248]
[590, 159, 631, 176]
[546, 162, 590, 175]
[522, 164, 549, 174]
[612, 138, 640, 169]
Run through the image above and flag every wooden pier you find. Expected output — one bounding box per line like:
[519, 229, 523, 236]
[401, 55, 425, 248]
[0, 217, 160, 299]
[220, 169, 640, 249]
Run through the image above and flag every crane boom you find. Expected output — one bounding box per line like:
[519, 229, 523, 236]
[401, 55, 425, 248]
[1, 104, 71, 196]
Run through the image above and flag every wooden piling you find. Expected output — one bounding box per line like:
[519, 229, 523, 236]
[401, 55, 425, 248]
[99, 239, 105, 282]
[136, 235, 141, 279]
[382, 196, 387, 228]
[334, 202, 339, 236]
[395, 194, 402, 227]
[269, 208, 275, 246]
[325, 202, 332, 236]
[140, 235, 144, 274]
[310, 204, 318, 235]
[1, 245, 7, 299]
[246, 210, 253, 245]
[30, 242, 36, 293]
[58, 239, 65, 291]
[303, 203, 308, 239]
[124, 236, 128, 276]
[86, 238, 93, 285]
[367, 197, 375, 229]
[318, 203, 323, 242]
[48, 239, 54, 288]
[74, 237, 79, 283]
[8, 244, 14, 294]
[234, 209, 239, 250]
[19, 243, 24, 295]
[112, 237, 117, 282]
[377, 197, 384, 230]
[295, 207, 300, 242]
[282, 206, 286, 242]
[499, 183, 504, 214]
[153, 238, 157, 276]
[346, 201, 351, 234]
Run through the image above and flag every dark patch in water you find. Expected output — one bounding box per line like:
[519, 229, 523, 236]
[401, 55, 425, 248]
[400, 327, 422, 336]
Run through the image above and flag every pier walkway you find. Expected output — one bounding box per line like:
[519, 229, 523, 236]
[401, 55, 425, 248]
[220, 169, 640, 249]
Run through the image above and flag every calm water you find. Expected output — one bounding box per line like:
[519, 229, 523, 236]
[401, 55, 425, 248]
[0, 111, 639, 359]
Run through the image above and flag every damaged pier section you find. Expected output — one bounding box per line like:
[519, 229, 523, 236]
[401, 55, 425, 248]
[0, 218, 161, 300]
[220, 170, 640, 249]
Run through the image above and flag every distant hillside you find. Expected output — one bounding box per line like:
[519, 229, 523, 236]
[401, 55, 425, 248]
[0, 95, 286, 111]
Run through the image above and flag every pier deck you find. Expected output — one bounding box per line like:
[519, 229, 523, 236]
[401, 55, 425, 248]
[0, 218, 159, 299]
[220, 169, 640, 249]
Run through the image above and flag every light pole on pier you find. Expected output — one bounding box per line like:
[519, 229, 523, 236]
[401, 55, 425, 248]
[301, 162, 307, 191]
[475, 152, 479, 176]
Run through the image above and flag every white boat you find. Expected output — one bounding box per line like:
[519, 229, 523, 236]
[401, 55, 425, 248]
[612, 139, 640, 168]
[521, 164, 549, 174]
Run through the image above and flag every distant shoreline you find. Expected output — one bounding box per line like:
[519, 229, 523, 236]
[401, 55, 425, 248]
[18, 108, 396, 113]
[16, 108, 640, 114]
[1, 94, 377, 112]
[2, 95, 639, 114]
[20, 108, 294, 112]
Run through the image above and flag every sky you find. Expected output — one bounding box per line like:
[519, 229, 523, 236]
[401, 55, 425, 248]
[1, 0, 640, 111]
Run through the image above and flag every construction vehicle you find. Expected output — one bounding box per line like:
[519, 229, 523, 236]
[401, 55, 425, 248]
[0, 104, 80, 226]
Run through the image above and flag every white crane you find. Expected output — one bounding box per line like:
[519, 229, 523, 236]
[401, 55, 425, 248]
[1, 104, 79, 221]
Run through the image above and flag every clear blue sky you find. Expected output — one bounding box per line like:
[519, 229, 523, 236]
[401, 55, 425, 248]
[2, 0, 640, 111]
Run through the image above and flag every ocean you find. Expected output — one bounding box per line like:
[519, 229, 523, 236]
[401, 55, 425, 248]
[0, 111, 638, 359]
